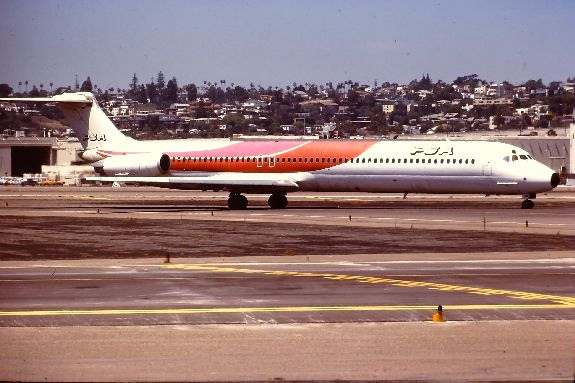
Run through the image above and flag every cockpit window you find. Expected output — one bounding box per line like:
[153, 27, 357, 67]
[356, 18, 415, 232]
[519, 155, 528, 160]
[527, 155, 533, 159]
[512, 155, 518, 161]
[503, 155, 510, 162]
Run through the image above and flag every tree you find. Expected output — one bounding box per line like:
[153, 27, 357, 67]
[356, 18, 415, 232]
[233, 85, 249, 102]
[185, 84, 198, 101]
[29, 85, 40, 97]
[146, 82, 159, 103]
[130, 73, 138, 95]
[0, 83, 13, 97]
[164, 77, 178, 103]
[156, 71, 165, 90]
[80, 76, 93, 92]
[136, 85, 147, 104]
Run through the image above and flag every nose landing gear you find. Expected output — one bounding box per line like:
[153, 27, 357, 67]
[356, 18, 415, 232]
[521, 199, 534, 209]
[521, 193, 535, 209]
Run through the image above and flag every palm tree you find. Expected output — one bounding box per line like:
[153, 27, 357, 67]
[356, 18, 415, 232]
[24, 80, 28, 93]
[18, 81, 22, 93]
[49, 82, 53, 94]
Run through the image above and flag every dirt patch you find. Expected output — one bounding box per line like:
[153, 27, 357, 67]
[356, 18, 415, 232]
[1, 216, 573, 261]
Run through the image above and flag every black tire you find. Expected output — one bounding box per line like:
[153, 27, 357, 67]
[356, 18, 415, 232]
[521, 199, 534, 209]
[268, 193, 288, 209]
[228, 193, 248, 210]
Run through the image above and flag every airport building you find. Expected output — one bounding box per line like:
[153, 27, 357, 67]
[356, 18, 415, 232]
[0, 137, 93, 184]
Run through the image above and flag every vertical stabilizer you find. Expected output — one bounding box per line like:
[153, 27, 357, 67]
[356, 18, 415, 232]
[54, 92, 133, 150]
[0, 92, 134, 150]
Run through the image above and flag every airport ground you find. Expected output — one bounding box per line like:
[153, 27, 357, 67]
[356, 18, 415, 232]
[0, 186, 574, 382]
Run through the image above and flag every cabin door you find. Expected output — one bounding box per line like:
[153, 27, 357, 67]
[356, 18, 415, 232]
[482, 161, 492, 176]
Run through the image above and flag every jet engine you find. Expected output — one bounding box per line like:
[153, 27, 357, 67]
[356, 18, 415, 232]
[94, 153, 171, 176]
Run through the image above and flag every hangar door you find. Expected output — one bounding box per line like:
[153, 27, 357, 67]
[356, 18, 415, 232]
[11, 146, 51, 176]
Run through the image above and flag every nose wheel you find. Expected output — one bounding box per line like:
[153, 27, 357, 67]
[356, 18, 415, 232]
[521, 199, 534, 209]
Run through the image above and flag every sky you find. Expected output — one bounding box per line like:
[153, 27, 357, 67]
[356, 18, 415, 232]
[1, 0, 574, 92]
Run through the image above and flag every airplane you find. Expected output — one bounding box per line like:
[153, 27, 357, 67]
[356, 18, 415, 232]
[0, 92, 560, 209]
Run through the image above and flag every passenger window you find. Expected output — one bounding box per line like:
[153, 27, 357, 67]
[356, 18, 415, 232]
[471, 159, 475, 164]
[410, 159, 413, 163]
[434, 159, 437, 164]
[465, 159, 469, 164]
[386, 158, 389, 163]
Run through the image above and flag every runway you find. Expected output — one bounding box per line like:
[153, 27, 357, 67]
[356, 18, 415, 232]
[1, 186, 574, 381]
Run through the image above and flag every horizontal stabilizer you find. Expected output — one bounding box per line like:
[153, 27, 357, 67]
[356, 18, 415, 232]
[0, 92, 94, 104]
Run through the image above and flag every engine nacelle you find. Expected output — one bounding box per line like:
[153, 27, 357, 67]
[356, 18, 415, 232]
[95, 153, 170, 176]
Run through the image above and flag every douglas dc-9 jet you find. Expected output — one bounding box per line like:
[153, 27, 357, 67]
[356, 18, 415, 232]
[1, 92, 559, 209]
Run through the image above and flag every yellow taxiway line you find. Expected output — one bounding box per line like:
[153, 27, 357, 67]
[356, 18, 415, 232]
[1, 304, 574, 317]
[164, 264, 575, 306]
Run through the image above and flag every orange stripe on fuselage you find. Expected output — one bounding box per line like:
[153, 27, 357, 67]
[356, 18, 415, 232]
[169, 140, 377, 173]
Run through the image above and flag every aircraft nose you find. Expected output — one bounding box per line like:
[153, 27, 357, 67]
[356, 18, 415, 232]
[551, 172, 560, 188]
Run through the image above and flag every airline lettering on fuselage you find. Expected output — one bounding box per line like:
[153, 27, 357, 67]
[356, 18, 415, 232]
[84, 133, 107, 142]
[410, 146, 453, 156]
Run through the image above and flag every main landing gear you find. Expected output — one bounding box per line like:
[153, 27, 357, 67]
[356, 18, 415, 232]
[268, 192, 288, 209]
[228, 193, 248, 210]
[227, 192, 288, 210]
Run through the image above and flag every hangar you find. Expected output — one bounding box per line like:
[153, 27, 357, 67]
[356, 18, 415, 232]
[0, 137, 91, 183]
[0, 137, 57, 177]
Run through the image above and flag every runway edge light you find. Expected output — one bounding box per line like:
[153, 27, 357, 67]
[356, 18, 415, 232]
[432, 305, 445, 323]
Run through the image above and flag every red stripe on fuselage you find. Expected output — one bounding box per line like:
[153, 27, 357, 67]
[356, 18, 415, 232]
[169, 140, 377, 173]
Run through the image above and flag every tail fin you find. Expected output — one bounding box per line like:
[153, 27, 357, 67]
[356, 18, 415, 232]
[0, 92, 133, 150]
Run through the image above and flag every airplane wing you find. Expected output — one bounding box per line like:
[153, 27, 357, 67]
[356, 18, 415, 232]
[85, 173, 301, 193]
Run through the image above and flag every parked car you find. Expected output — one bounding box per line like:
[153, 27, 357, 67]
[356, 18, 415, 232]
[20, 178, 38, 186]
[39, 179, 65, 186]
